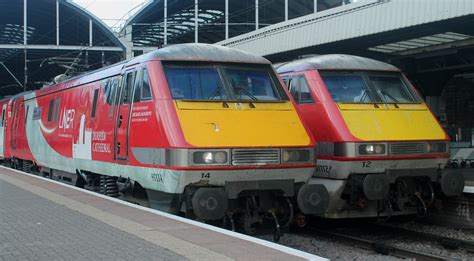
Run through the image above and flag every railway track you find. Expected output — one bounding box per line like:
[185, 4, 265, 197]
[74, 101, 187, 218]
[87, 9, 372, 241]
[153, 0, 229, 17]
[369, 223, 474, 253]
[302, 226, 456, 260]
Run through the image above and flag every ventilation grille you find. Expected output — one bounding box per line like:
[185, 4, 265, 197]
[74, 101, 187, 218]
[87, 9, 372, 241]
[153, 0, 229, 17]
[232, 149, 280, 165]
[390, 142, 426, 155]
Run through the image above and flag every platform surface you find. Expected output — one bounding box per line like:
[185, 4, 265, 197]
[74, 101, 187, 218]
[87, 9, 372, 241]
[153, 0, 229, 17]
[462, 167, 474, 193]
[0, 166, 324, 261]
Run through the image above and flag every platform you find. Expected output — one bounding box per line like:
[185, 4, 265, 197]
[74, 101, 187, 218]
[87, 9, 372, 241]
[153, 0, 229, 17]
[0, 166, 324, 261]
[462, 167, 474, 193]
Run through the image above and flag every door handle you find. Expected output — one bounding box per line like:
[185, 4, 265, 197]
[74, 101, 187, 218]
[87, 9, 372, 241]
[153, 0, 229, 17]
[117, 142, 121, 154]
[118, 115, 123, 127]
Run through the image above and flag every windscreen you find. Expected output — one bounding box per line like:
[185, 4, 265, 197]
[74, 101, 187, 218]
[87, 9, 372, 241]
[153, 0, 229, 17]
[320, 72, 419, 103]
[164, 67, 226, 100]
[164, 64, 287, 102]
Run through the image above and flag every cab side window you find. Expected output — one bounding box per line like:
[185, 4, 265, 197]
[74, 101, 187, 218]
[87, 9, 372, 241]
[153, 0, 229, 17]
[47, 98, 61, 122]
[141, 69, 152, 101]
[1, 108, 5, 127]
[121, 71, 136, 104]
[108, 78, 120, 118]
[132, 68, 153, 103]
[288, 75, 314, 104]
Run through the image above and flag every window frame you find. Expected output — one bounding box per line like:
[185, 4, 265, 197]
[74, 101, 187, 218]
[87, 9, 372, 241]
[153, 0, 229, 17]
[53, 98, 61, 122]
[0, 108, 5, 127]
[121, 71, 136, 105]
[140, 68, 152, 102]
[285, 74, 315, 105]
[91, 88, 100, 118]
[108, 77, 120, 118]
[163, 62, 289, 102]
[25, 105, 29, 124]
[319, 70, 422, 104]
[47, 99, 55, 122]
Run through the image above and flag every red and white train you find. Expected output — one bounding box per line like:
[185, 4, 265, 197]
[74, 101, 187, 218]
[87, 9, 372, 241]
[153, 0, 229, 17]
[277, 54, 465, 219]
[0, 44, 328, 233]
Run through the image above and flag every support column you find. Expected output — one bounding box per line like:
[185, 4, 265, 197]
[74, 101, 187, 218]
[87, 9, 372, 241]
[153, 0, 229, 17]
[56, 0, 59, 45]
[89, 19, 93, 46]
[285, 0, 288, 21]
[314, 0, 318, 13]
[23, 0, 27, 45]
[124, 25, 133, 59]
[225, 0, 229, 39]
[164, 0, 168, 45]
[24, 0, 28, 91]
[255, 0, 259, 30]
[194, 0, 198, 43]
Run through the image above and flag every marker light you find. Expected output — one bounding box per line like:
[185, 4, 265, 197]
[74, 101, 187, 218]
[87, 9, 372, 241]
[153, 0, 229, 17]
[426, 142, 448, 154]
[358, 144, 386, 155]
[193, 151, 229, 165]
[282, 149, 311, 163]
[203, 152, 214, 163]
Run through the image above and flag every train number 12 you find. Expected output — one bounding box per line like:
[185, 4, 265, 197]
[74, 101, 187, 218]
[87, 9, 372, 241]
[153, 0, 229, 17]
[362, 161, 372, 168]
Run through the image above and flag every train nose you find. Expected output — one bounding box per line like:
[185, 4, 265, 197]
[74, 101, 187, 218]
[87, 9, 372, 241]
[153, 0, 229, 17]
[297, 184, 329, 215]
[362, 174, 390, 200]
[440, 170, 465, 196]
[192, 188, 228, 220]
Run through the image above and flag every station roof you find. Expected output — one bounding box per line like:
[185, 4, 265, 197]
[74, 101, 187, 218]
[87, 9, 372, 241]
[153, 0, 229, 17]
[123, 0, 331, 47]
[0, 0, 125, 97]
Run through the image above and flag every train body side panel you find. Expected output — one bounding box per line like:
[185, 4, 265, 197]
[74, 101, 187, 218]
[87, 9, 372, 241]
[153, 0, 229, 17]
[301, 71, 356, 142]
[10, 61, 191, 171]
[10, 97, 34, 162]
[0, 101, 9, 158]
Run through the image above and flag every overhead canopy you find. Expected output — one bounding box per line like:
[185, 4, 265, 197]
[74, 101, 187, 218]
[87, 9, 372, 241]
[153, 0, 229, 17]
[123, 0, 346, 49]
[0, 0, 125, 97]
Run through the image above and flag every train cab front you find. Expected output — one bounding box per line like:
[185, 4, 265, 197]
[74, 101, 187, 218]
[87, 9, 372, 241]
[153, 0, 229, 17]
[143, 55, 328, 234]
[311, 70, 465, 219]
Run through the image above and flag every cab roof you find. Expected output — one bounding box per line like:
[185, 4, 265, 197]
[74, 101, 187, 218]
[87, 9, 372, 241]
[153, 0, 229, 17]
[275, 54, 399, 73]
[129, 43, 271, 65]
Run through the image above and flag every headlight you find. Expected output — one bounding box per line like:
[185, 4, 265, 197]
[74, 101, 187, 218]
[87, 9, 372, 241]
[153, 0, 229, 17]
[427, 142, 448, 154]
[358, 144, 386, 155]
[193, 151, 229, 165]
[282, 149, 312, 163]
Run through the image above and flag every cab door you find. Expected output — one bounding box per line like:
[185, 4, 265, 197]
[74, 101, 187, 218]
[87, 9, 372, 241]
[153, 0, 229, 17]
[114, 70, 136, 162]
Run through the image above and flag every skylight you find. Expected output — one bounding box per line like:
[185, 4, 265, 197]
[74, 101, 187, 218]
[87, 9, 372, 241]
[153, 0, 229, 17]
[368, 32, 472, 54]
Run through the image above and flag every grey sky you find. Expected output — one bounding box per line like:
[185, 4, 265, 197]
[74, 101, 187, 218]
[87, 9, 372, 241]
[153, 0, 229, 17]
[73, 0, 148, 29]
